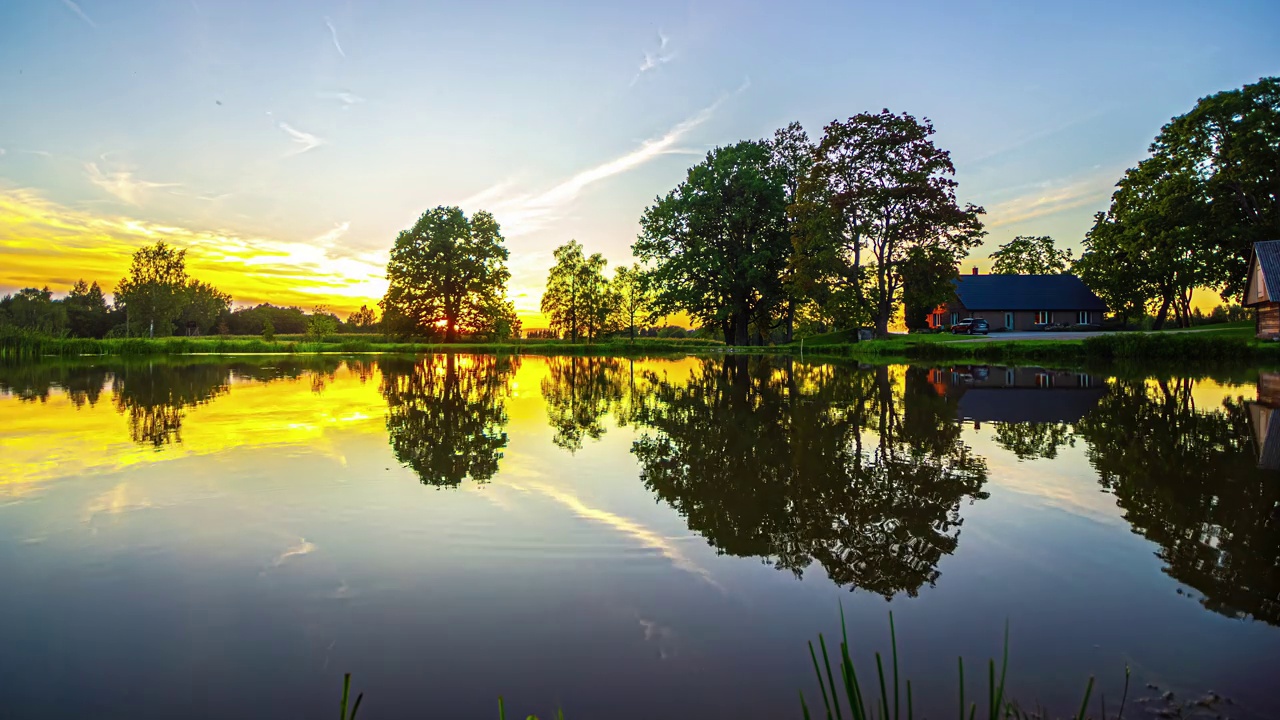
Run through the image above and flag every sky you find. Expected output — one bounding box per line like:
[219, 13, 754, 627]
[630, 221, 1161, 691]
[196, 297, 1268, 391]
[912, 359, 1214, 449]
[1, 0, 1278, 324]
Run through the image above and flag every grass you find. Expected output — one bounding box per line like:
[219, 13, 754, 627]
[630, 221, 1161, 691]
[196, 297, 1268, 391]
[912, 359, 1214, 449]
[800, 609, 1125, 720]
[336, 610, 1131, 720]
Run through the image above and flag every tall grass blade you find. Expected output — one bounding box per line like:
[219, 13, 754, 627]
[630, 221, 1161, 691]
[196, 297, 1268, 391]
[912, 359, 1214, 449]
[802, 691, 814, 720]
[992, 620, 1009, 720]
[839, 603, 867, 720]
[350, 692, 363, 720]
[810, 640, 834, 719]
[875, 653, 890, 720]
[889, 612, 900, 720]
[1075, 677, 1095, 720]
[958, 657, 965, 720]
[819, 634, 845, 720]
[987, 660, 995, 720]
[1117, 665, 1131, 720]
[499, 696, 506, 720]
[340, 673, 351, 720]
[907, 680, 913, 720]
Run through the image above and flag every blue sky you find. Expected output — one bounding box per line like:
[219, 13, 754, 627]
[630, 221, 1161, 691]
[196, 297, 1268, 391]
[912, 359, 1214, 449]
[1, 0, 1277, 318]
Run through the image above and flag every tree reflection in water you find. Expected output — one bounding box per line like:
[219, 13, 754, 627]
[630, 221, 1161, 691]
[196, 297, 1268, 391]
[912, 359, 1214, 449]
[630, 357, 989, 598]
[380, 354, 520, 487]
[1076, 377, 1280, 625]
[539, 356, 629, 452]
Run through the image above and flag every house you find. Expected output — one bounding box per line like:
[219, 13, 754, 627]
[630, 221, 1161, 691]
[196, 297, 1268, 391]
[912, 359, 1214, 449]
[927, 366, 1106, 425]
[1246, 371, 1280, 469]
[926, 269, 1108, 331]
[1241, 240, 1280, 340]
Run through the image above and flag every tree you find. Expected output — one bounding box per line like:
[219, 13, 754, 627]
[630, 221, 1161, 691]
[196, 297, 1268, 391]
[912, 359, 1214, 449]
[899, 246, 958, 331]
[348, 305, 378, 331]
[541, 240, 611, 342]
[792, 111, 985, 336]
[306, 306, 339, 340]
[2, 287, 67, 334]
[610, 264, 650, 342]
[382, 206, 513, 343]
[380, 354, 520, 487]
[115, 241, 190, 338]
[179, 280, 232, 335]
[1150, 76, 1280, 298]
[65, 280, 112, 338]
[635, 140, 790, 345]
[988, 235, 1073, 275]
[261, 318, 275, 342]
[771, 122, 815, 342]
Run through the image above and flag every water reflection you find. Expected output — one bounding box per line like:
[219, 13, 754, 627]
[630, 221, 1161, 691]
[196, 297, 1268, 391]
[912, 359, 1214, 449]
[540, 356, 630, 452]
[1074, 377, 1280, 625]
[631, 358, 989, 597]
[380, 354, 520, 487]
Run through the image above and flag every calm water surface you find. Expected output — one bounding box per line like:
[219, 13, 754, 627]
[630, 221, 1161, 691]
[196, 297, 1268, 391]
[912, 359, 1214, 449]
[1, 355, 1277, 719]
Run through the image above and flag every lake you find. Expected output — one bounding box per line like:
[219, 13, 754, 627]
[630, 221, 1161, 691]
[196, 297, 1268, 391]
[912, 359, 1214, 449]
[1, 355, 1277, 719]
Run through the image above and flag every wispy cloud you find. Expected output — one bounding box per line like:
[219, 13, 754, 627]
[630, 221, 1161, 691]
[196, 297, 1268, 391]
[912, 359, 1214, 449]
[272, 539, 317, 567]
[313, 221, 350, 246]
[84, 162, 179, 205]
[318, 90, 364, 109]
[464, 90, 737, 237]
[60, 0, 97, 28]
[985, 169, 1120, 228]
[278, 121, 326, 155]
[632, 31, 675, 85]
[324, 17, 345, 57]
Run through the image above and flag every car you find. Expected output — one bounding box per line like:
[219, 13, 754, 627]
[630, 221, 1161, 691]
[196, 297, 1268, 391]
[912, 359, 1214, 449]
[950, 318, 989, 335]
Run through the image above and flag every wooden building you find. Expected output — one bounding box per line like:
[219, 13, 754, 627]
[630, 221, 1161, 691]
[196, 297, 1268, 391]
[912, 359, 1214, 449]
[927, 269, 1108, 331]
[1242, 240, 1280, 340]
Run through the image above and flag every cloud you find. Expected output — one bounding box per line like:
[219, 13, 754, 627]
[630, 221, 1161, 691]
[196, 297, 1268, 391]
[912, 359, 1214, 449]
[84, 162, 180, 205]
[985, 170, 1120, 228]
[0, 148, 6, 156]
[465, 91, 735, 237]
[632, 31, 675, 85]
[318, 91, 364, 108]
[0, 187, 389, 313]
[324, 17, 345, 57]
[60, 0, 97, 28]
[278, 122, 326, 155]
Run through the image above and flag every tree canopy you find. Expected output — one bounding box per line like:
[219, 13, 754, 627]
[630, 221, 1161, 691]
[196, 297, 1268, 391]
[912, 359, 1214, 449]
[988, 235, 1072, 275]
[540, 240, 613, 342]
[382, 206, 517, 342]
[635, 140, 791, 345]
[792, 111, 985, 335]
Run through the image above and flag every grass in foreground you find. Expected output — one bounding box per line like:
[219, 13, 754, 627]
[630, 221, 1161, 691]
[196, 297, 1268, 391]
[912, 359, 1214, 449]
[337, 610, 1133, 720]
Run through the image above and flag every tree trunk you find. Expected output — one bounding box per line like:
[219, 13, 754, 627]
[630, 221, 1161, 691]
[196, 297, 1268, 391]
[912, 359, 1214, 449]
[784, 301, 794, 344]
[733, 312, 750, 346]
[1152, 293, 1172, 331]
[445, 317, 457, 344]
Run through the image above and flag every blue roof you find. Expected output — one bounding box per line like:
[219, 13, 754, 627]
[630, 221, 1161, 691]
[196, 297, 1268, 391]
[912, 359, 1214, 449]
[1247, 240, 1280, 303]
[952, 274, 1107, 311]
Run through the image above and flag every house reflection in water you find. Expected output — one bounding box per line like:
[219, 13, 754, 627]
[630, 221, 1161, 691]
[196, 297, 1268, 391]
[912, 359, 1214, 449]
[1247, 372, 1280, 470]
[927, 366, 1107, 426]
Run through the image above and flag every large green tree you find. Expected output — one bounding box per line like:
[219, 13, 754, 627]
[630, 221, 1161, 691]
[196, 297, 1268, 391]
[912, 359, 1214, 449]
[792, 111, 985, 336]
[1150, 76, 1280, 298]
[178, 280, 232, 335]
[610, 264, 651, 342]
[540, 240, 612, 342]
[115, 241, 191, 338]
[1, 287, 67, 334]
[382, 206, 513, 343]
[770, 122, 815, 342]
[635, 140, 790, 345]
[988, 235, 1073, 275]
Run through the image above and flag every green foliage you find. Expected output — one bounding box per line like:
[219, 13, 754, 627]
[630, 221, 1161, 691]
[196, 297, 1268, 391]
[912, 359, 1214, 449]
[180, 279, 232, 335]
[0, 287, 67, 334]
[899, 246, 959, 330]
[541, 240, 613, 342]
[792, 111, 985, 335]
[382, 206, 514, 342]
[347, 304, 379, 331]
[610, 263, 650, 341]
[635, 139, 791, 345]
[988, 236, 1072, 275]
[1076, 77, 1279, 327]
[65, 279, 113, 338]
[261, 318, 275, 342]
[115, 241, 191, 337]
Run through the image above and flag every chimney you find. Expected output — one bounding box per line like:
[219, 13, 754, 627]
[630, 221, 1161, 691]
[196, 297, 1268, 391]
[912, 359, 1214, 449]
[972, 267, 979, 276]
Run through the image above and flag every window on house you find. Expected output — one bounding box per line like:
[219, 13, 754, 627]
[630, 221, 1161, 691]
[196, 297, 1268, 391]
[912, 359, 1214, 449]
[1005, 368, 1015, 385]
[951, 312, 959, 325]
[1078, 374, 1092, 388]
[1035, 373, 1053, 388]
[1078, 310, 1090, 324]
[1035, 310, 1050, 324]
[1005, 312, 1014, 330]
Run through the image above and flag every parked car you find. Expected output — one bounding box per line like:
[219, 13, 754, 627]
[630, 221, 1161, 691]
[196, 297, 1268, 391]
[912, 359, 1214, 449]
[950, 318, 989, 335]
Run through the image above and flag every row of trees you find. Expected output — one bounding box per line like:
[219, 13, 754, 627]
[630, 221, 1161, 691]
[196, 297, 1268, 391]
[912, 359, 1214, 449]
[0, 241, 384, 339]
[1075, 76, 1279, 329]
[630, 113, 986, 344]
[539, 241, 650, 341]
